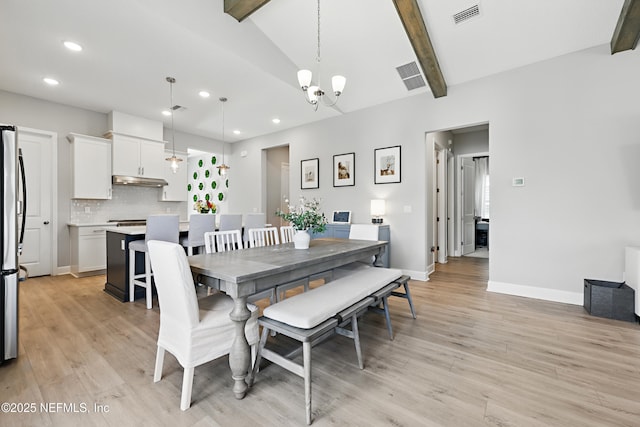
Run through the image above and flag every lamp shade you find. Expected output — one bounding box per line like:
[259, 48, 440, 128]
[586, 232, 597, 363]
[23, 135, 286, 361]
[332, 75, 346, 95]
[370, 199, 385, 216]
[297, 69, 312, 89]
[307, 86, 319, 104]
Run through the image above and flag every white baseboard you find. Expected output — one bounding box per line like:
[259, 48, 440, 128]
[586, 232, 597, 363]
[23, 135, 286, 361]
[55, 266, 71, 276]
[402, 269, 430, 281]
[487, 281, 583, 305]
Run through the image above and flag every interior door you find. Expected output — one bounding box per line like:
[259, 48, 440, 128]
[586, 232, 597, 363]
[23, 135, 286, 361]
[279, 162, 289, 227]
[17, 128, 53, 277]
[461, 156, 476, 255]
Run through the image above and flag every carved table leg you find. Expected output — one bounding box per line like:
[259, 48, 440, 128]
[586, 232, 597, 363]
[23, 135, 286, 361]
[229, 295, 251, 399]
[373, 246, 386, 267]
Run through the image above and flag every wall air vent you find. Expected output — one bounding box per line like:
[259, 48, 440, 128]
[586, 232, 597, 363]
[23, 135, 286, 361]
[453, 4, 480, 24]
[396, 61, 426, 91]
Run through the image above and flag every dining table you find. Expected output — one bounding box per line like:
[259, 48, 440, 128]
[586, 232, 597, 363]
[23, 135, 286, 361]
[187, 237, 387, 399]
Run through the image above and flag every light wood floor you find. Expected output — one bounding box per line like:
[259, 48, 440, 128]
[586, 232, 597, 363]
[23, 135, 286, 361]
[2, 257, 640, 427]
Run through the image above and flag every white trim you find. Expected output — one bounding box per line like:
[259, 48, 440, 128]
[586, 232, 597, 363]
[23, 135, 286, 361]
[17, 126, 58, 276]
[487, 281, 583, 305]
[56, 266, 71, 275]
[402, 269, 429, 281]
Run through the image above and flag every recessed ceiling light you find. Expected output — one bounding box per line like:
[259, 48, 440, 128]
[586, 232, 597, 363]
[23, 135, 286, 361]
[199, 91, 210, 98]
[162, 110, 171, 116]
[43, 77, 59, 86]
[233, 130, 241, 135]
[63, 41, 82, 52]
[272, 118, 281, 124]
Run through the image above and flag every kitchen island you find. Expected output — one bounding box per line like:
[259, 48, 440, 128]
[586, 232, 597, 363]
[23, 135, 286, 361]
[104, 224, 188, 302]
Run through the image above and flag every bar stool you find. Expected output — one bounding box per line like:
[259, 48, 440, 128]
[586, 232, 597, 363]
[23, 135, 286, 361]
[218, 214, 242, 232]
[129, 215, 179, 309]
[180, 213, 216, 255]
[243, 213, 266, 246]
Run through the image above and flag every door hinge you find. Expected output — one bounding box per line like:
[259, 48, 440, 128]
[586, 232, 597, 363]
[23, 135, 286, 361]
[437, 217, 440, 222]
[436, 188, 440, 193]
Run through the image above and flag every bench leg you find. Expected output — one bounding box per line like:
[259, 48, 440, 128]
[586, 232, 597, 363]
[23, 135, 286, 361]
[303, 341, 312, 425]
[351, 314, 364, 370]
[382, 295, 394, 340]
[391, 282, 417, 319]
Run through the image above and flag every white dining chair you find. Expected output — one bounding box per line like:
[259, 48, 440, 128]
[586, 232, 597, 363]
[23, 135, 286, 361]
[247, 227, 280, 248]
[147, 240, 259, 411]
[218, 214, 242, 232]
[129, 215, 179, 310]
[180, 213, 216, 255]
[280, 225, 295, 244]
[203, 230, 276, 305]
[243, 213, 267, 246]
[204, 230, 243, 253]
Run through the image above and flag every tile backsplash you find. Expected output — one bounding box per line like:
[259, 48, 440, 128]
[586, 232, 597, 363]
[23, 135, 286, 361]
[70, 185, 187, 223]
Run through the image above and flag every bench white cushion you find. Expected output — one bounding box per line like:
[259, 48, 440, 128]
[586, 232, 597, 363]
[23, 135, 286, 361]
[263, 267, 402, 329]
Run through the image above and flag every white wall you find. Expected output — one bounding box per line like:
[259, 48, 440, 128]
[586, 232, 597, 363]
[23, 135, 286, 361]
[3, 42, 639, 305]
[230, 44, 640, 303]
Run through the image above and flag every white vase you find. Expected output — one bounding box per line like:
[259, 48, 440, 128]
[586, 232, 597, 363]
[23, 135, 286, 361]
[293, 229, 311, 249]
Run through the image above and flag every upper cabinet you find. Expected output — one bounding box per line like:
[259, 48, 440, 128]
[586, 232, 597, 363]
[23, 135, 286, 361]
[159, 150, 188, 201]
[107, 132, 165, 179]
[67, 133, 112, 200]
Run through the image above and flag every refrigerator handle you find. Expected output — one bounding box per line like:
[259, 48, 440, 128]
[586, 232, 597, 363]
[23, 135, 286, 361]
[18, 148, 26, 253]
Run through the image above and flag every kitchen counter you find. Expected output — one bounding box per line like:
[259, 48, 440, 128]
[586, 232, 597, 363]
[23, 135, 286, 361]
[103, 222, 189, 235]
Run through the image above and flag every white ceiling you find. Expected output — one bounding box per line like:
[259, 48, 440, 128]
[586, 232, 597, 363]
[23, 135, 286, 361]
[0, 0, 625, 142]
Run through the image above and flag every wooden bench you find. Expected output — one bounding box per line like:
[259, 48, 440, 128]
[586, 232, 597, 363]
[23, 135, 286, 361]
[248, 267, 410, 425]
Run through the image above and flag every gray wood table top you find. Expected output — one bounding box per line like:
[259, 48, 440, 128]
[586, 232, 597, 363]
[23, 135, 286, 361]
[188, 238, 386, 296]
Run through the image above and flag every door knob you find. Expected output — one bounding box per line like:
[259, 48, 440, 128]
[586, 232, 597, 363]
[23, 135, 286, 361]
[43, 221, 50, 225]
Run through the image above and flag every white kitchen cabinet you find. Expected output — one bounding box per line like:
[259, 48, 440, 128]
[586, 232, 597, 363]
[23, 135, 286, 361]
[108, 132, 165, 178]
[69, 225, 107, 277]
[67, 133, 112, 199]
[159, 150, 188, 201]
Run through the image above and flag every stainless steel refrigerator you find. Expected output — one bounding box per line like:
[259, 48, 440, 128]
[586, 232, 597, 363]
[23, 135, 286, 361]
[1, 125, 26, 363]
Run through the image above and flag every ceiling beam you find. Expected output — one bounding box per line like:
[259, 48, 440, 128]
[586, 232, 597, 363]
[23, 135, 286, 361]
[224, 0, 271, 22]
[392, 0, 447, 98]
[611, 0, 640, 54]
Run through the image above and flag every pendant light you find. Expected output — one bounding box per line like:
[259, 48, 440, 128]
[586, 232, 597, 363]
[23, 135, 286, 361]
[216, 97, 230, 175]
[297, 0, 346, 111]
[165, 76, 182, 173]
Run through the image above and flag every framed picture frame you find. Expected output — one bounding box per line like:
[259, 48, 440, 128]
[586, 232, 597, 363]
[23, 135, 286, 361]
[300, 158, 319, 189]
[374, 145, 401, 184]
[331, 210, 352, 224]
[333, 152, 355, 187]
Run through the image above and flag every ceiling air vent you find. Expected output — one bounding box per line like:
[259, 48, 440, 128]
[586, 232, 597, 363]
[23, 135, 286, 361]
[396, 61, 426, 91]
[171, 105, 186, 112]
[453, 4, 480, 24]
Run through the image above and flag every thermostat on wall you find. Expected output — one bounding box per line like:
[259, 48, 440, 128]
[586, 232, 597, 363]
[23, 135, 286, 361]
[512, 177, 525, 187]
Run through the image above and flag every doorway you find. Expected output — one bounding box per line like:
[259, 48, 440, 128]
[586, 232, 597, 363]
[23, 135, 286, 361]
[429, 124, 489, 264]
[265, 145, 290, 227]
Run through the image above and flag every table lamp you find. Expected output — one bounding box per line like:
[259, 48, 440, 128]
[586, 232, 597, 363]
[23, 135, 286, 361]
[370, 199, 385, 224]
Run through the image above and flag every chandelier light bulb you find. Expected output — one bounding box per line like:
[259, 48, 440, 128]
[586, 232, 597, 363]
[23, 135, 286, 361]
[298, 70, 312, 90]
[332, 75, 346, 96]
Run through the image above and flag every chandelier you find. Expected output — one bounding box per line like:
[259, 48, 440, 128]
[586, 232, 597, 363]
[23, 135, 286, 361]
[297, 0, 345, 110]
[216, 97, 230, 175]
[165, 76, 182, 173]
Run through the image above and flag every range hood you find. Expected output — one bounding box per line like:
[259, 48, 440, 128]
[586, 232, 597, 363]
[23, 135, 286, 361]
[112, 175, 168, 187]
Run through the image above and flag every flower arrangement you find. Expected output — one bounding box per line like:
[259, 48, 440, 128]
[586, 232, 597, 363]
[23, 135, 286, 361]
[276, 197, 327, 233]
[194, 199, 216, 214]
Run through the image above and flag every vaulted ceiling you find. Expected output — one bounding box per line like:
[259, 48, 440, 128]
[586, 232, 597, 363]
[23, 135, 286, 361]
[0, 0, 636, 142]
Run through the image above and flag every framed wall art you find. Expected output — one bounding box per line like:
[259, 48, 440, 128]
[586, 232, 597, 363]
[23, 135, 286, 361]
[374, 145, 401, 184]
[300, 158, 319, 189]
[333, 152, 355, 187]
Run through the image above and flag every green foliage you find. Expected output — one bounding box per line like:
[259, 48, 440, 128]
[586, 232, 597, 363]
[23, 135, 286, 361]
[275, 197, 327, 233]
